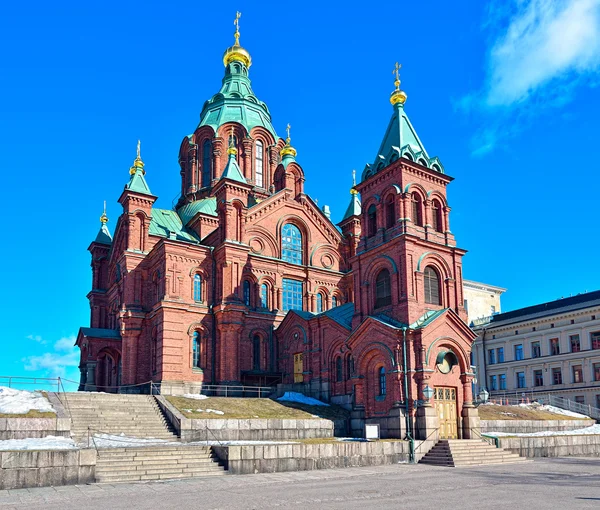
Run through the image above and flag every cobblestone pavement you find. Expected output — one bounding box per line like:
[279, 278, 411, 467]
[1, 458, 599, 509]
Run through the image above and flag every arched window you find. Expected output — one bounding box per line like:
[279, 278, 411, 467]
[385, 195, 395, 229]
[192, 331, 201, 369]
[431, 200, 443, 233]
[193, 274, 202, 302]
[367, 205, 377, 238]
[253, 335, 261, 370]
[331, 295, 338, 308]
[282, 224, 302, 265]
[202, 140, 211, 187]
[316, 293, 324, 313]
[418, 158, 428, 167]
[243, 280, 251, 306]
[424, 266, 442, 305]
[378, 366, 386, 396]
[411, 193, 422, 226]
[153, 270, 161, 303]
[260, 283, 268, 309]
[336, 356, 343, 382]
[375, 269, 392, 308]
[255, 140, 264, 188]
[347, 355, 354, 378]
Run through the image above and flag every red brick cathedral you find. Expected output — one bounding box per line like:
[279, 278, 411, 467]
[77, 20, 479, 439]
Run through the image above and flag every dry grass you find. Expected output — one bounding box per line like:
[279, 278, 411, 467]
[478, 404, 583, 421]
[0, 410, 56, 418]
[166, 396, 349, 421]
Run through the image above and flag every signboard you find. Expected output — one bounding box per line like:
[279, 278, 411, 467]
[365, 424, 380, 440]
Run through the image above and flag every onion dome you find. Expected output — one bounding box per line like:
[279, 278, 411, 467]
[223, 12, 252, 69]
[280, 123, 297, 159]
[129, 140, 145, 175]
[390, 62, 407, 106]
[94, 201, 112, 245]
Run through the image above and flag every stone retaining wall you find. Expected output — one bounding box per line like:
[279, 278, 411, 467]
[498, 435, 600, 458]
[156, 396, 334, 442]
[212, 440, 435, 474]
[0, 449, 96, 490]
[481, 419, 595, 435]
[0, 417, 71, 440]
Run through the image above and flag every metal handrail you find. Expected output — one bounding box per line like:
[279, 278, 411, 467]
[413, 427, 440, 458]
[471, 427, 500, 448]
[204, 424, 224, 447]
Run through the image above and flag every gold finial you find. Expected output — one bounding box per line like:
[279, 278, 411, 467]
[100, 200, 108, 224]
[350, 170, 358, 195]
[280, 123, 297, 158]
[390, 62, 407, 106]
[130, 139, 145, 175]
[227, 126, 238, 155]
[234, 11, 241, 46]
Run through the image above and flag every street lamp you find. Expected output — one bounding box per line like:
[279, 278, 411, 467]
[423, 384, 434, 403]
[475, 387, 489, 407]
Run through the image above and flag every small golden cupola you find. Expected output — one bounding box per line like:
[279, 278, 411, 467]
[390, 62, 407, 106]
[223, 11, 252, 69]
[280, 123, 297, 158]
[129, 140, 145, 175]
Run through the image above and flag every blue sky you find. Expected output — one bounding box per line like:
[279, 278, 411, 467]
[1, 0, 599, 387]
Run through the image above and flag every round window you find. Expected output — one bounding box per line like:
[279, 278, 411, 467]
[436, 350, 458, 374]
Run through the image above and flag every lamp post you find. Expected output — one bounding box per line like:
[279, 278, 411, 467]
[475, 387, 489, 407]
[423, 384, 434, 404]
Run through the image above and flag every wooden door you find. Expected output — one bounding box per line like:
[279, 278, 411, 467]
[434, 387, 458, 439]
[293, 353, 303, 383]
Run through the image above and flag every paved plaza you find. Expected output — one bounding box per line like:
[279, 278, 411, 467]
[0, 458, 599, 509]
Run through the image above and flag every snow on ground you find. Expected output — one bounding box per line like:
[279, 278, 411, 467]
[486, 424, 600, 437]
[524, 404, 589, 418]
[0, 386, 55, 414]
[0, 436, 76, 451]
[182, 394, 209, 400]
[187, 440, 298, 446]
[197, 408, 225, 415]
[277, 392, 329, 407]
[87, 433, 179, 448]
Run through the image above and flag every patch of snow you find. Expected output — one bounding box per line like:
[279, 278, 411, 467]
[0, 386, 55, 414]
[533, 404, 588, 418]
[187, 440, 298, 446]
[182, 394, 209, 400]
[277, 392, 329, 407]
[0, 435, 76, 451]
[486, 424, 600, 437]
[500, 412, 517, 417]
[86, 433, 179, 449]
[335, 437, 369, 442]
[195, 408, 225, 415]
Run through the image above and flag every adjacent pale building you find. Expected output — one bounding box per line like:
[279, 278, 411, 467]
[463, 280, 506, 325]
[471, 291, 600, 408]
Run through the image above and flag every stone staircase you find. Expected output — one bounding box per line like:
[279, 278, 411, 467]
[64, 393, 178, 442]
[419, 439, 530, 467]
[95, 445, 226, 482]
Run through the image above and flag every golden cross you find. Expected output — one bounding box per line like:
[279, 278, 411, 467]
[137, 139, 141, 159]
[103, 200, 106, 215]
[230, 126, 234, 146]
[352, 169, 356, 186]
[393, 62, 401, 89]
[234, 11, 241, 44]
[286, 123, 291, 142]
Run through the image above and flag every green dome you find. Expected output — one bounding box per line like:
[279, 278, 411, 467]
[198, 61, 277, 138]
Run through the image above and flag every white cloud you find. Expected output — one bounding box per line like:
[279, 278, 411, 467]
[486, 0, 600, 106]
[26, 334, 45, 344]
[23, 335, 79, 378]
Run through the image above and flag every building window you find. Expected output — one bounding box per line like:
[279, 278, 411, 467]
[431, 200, 443, 233]
[534, 369, 543, 387]
[243, 280, 251, 306]
[375, 269, 392, 308]
[550, 338, 560, 356]
[193, 274, 202, 302]
[255, 141, 264, 188]
[260, 283, 268, 309]
[575, 396, 585, 405]
[488, 349, 496, 365]
[253, 335, 261, 370]
[532, 341, 541, 358]
[411, 193, 422, 226]
[552, 367, 562, 385]
[331, 296, 338, 308]
[594, 363, 600, 382]
[378, 367, 386, 396]
[591, 332, 600, 350]
[573, 365, 583, 383]
[367, 204, 377, 238]
[282, 224, 303, 265]
[192, 332, 201, 369]
[202, 140, 211, 187]
[499, 373, 506, 390]
[570, 335, 581, 353]
[514, 344, 524, 361]
[347, 356, 354, 378]
[424, 266, 441, 305]
[282, 278, 303, 312]
[316, 293, 324, 313]
[497, 347, 504, 363]
[491, 305, 496, 314]
[516, 371, 526, 389]
[336, 357, 343, 382]
[385, 195, 395, 229]
[489, 375, 497, 391]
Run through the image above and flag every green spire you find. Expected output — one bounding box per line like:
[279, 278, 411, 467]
[220, 135, 246, 184]
[94, 201, 112, 245]
[125, 140, 153, 195]
[341, 170, 361, 221]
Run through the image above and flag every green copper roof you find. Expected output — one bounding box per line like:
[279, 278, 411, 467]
[199, 62, 277, 138]
[341, 192, 361, 222]
[79, 328, 121, 340]
[125, 168, 152, 195]
[177, 197, 217, 225]
[362, 103, 444, 181]
[94, 224, 112, 245]
[220, 152, 246, 183]
[149, 209, 201, 243]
